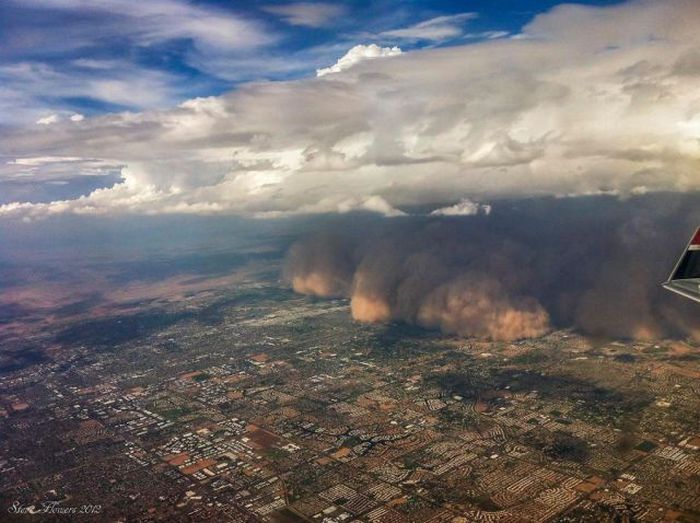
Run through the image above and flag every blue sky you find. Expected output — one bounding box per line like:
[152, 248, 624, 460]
[0, 0, 627, 124]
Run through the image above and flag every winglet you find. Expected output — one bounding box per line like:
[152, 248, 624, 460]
[663, 226, 700, 303]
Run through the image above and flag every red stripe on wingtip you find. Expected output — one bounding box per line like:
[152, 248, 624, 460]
[692, 228, 700, 246]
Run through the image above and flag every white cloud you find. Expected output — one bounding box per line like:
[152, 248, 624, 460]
[1, 0, 700, 220]
[463, 31, 509, 40]
[70, 113, 84, 122]
[263, 2, 345, 28]
[379, 13, 477, 42]
[36, 114, 59, 125]
[0, 59, 191, 125]
[1, 0, 275, 124]
[431, 199, 491, 216]
[316, 44, 402, 77]
[340, 195, 406, 217]
[8, 156, 84, 166]
[10, 0, 272, 51]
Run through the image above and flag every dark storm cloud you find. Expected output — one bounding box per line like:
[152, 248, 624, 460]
[284, 194, 700, 341]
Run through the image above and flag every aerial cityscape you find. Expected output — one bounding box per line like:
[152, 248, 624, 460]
[1, 0, 700, 521]
[2, 198, 700, 522]
[2, 262, 700, 522]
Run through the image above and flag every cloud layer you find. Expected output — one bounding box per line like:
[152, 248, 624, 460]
[1, 0, 699, 219]
[0, 0, 275, 123]
[263, 2, 346, 28]
[378, 13, 478, 42]
[284, 194, 700, 341]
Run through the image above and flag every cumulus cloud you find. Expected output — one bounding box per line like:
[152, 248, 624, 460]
[431, 199, 491, 216]
[340, 195, 406, 217]
[283, 194, 700, 341]
[1, 0, 699, 219]
[378, 13, 478, 42]
[316, 44, 402, 77]
[36, 114, 59, 125]
[263, 2, 345, 28]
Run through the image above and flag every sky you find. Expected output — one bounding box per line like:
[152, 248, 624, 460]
[1, 0, 699, 219]
[0, 0, 627, 121]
